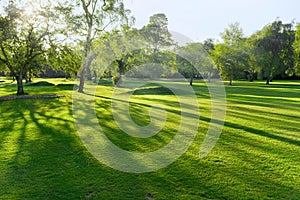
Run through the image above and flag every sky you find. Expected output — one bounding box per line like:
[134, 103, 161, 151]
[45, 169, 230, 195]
[123, 0, 300, 42]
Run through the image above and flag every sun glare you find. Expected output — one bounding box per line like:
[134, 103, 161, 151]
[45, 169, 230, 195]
[23, 0, 38, 16]
[18, 0, 49, 17]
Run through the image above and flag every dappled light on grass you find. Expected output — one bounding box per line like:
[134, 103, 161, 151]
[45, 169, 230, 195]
[0, 79, 300, 198]
[73, 78, 201, 173]
[94, 81, 183, 152]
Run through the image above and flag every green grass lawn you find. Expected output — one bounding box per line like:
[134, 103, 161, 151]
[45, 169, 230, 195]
[0, 78, 300, 199]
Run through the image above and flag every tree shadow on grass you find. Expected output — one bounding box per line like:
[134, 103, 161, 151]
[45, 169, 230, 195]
[200, 114, 300, 147]
[93, 94, 192, 152]
[0, 98, 114, 199]
[259, 83, 300, 89]
[227, 102, 300, 120]
[0, 96, 201, 199]
[27, 81, 55, 87]
[228, 110, 300, 137]
[1, 82, 299, 199]
[226, 84, 300, 98]
[56, 84, 75, 90]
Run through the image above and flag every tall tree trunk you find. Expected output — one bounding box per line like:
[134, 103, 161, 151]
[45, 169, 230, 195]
[93, 70, 98, 83]
[16, 75, 24, 95]
[266, 76, 270, 85]
[117, 59, 125, 75]
[229, 76, 233, 86]
[28, 70, 33, 83]
[116, 76, 123, 87]
[207, 72, 211, 83]
[78, 25, 92, 93]
[189, 76, 193, 86]
[249, 72, 254, 82]
[153, 48, 158, 63]
[78, 68, 85, 93]
[25, 76, 29, 83]
[86, 66, 92, 81]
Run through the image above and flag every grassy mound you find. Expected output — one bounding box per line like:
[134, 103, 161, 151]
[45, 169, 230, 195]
[56, 84, 75, 90]
[27, 81, 55, 87]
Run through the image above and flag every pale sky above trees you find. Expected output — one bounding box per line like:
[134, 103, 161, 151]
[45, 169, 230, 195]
[1, 0, 299, 42]
[124, 0, 300, 42]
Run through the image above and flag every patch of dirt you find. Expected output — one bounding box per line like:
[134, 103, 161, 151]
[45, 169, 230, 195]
[86, 190, 93, 198]
[146, 193, 154, 199]
[0, 94, 63, 101]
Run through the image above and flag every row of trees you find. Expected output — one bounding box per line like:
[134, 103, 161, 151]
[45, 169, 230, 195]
[213, 21, 300, 85]
[91, 19, 300, 87]
[1, 0, 300, 94]
[0, 0, 132, 94]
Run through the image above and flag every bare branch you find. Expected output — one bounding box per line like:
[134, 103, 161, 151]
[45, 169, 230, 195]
[91, 0, 98, 16]
[92, 17, 116, 41]
[86, 0, 92, 8]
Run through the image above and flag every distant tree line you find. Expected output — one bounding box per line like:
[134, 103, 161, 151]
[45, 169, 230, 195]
[94, 18, 300, 86]
[212, 21, 300, 85]
[1, 0, 300, 94]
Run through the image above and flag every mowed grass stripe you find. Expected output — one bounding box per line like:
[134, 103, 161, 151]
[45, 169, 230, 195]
[0, 78, 299, 199]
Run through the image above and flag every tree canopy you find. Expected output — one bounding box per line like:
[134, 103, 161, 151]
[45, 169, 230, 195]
[0, 1, 57, 94]
[0, 1, 300, 95]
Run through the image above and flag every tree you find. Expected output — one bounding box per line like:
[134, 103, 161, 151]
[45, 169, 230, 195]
[177, 42, 214, 85]
[252, 20, 295, 84]
[293, 24, 300, 75]
[133, 13, 175, 79]
[212, 22, 249, 85]
[48, 44, 82, 78]
[201, 39, 217, 81]
[244, 35, 260, 81]
[141, 14, 173, 52]
[56, 0, 133, 93]
[176, 53, 197, 86]
[0, 1, 56, 94]
[90, 26, 145, 86]
[203, 38, 215, 52]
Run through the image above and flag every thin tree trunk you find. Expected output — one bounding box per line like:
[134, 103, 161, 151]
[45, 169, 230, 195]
[78, 25, 92, 93]
[78, 68, 85, 93]
[25, 76, 29, 83]
[116, 76, 123, 87]
[266, 76, 270, 85]
[189, 76, 193, 86]
[93, 70, 97, 83]
[117, 59, 125, 75]
[250, 76, 254, 82]
[16, 75, 25, 95]
[208, 72, 211, 83]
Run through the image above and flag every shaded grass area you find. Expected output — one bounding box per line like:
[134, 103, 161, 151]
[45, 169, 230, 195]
[0, 78, 300, 199]
[0, 78, 75, 96]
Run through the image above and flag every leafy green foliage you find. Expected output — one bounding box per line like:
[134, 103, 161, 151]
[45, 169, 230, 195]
[0, 1, 58, 94]
[48, 45, 82, 78]
[212, 23, 249, 85]
[178, 42, 216, 85]
[55, 0, 134, 92]
[293, 24, 300, 75]
[140, 13, 175, 65]
[250, 20, 295, 84]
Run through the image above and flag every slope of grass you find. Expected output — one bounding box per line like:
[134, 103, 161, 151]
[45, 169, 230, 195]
[0, 78, 300, 199]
